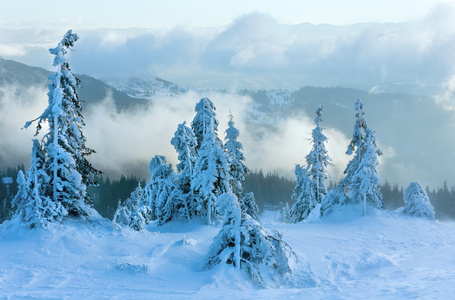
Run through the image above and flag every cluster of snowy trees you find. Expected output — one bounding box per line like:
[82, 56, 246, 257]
[7, 31, 296, 286]
[289, 100, 436, 222]
[113, 98, 259, 229]
[111, 97, 295, 285]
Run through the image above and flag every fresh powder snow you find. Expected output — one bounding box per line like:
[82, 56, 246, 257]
[1, 208, 454, 298]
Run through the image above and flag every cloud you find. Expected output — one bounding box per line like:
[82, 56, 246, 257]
[0, 84, 48, 168]
[3, 4, 455, 91]
[0, 81, 352, 184]
[83, 90, 254, 178]
[241, 114, 351, 183]
[0, 44, 26, 57]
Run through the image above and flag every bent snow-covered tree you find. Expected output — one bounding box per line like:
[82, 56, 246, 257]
[291, 105, 331, 221]
[20, 30, 100, 222]
[224, 113, 259, 220]
[205, 193, 296, 287]
[402, 182, 436, 220]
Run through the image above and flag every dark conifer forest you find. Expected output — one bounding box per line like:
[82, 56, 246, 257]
[2, 168, 454, 222]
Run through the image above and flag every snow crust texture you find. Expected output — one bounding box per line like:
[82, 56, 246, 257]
[1, 209, 454, 299]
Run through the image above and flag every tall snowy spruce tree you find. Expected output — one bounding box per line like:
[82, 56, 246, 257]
[192, 118, 232, 224]
[190, 98, 232, 224]
[224, 113, 259, 220]
[321, 99, 384, 216]
[18, 30, 100, 223]
[205, 193, 296, 287]
[291, 105, 331, 222]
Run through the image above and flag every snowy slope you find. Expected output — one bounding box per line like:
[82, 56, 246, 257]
[1, 208, 454, 299]
[107, 76, 188, 100]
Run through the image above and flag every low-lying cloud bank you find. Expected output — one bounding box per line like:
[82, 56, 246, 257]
[0, 84, 355, 185]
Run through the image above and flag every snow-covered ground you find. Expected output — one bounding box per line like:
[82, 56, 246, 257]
[1, 208, 454, 299]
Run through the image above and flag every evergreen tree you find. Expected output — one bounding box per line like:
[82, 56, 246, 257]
[305, 105, 332, 203]
[113, 183, 151, 231]
[241, 192, 260, 221]
[23, 30, 100, 220]
[12, 140, 66, 227]
[291, 105, 331, 221]
[349, 129, 385, 215]
[320, 185, 347, 217]
[402, 182, 436, 220]
[224, 113, 259, 220]
[191, 119, 231, 224]
[170, 121, 197, 220]
[142, 155, 180, 225]
[321, 99, 384, 216]
[290, 165, 317, 222]
[342, 99, 370, 189]
[205, 193, 296, 287]
[191, 97, 220, 150]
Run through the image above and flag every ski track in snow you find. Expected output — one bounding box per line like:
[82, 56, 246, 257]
[1, 210, 455, 299]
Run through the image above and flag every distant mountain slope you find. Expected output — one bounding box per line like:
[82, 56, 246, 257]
[0, 58, 146, 110]
[1, 58, 453, 188]
[107, 76, 188, 100]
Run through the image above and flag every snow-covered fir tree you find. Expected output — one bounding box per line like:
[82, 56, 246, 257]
[343, 99, 370, 189]
[224, 112, 259, 220]
[170, 121, 197, 220]
[23, 30, 100, 220]
[113, 183, 151, 231]
[349, 129, 385, 215]
[291, 105, 331, 221]
[205, 193, 296, 287]
[142, 155, 180, 225]
[241, 192, 260, 221]
[191, 119, 232, 224]
[12, 140, 66, 227]
[321, 99, 384, 216]
[402, 182, 436, 220]
[320, 185, 347, 217]
[290, 165, 317, 222]
[305, 105, 332, 203]
[191, 97, 221, 150]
